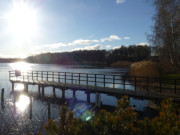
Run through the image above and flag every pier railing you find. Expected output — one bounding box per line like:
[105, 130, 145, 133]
[9, 70, 180, 96]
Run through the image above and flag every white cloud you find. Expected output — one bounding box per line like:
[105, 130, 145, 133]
[137, 42, 149, 46]
[69, 39, 91, 46]
[29, 42, 67, 51]
[124, 37, 130, 40]
[116, 0, 126, 4]
[101, 35, 121, 42]
[91, 40, 99, 43]
[73, 44, 102, 51]
[27, 34, 128, 55]
[113, 46, 122, 50]
[106, 45, 111, 48]
[45, 43, 67, 48]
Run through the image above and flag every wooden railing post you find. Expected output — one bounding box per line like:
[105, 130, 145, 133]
[86, 74, 88, 86]
[113, 75, 115, 89]
[95, 74, 97, 87]
[65, 73, 66, 83]
[37, 71, 38, 81]
[104, 75, 105, 88]
[79, 73, 80, 86]
[58, 72, 60, 83]
[23, 72, 24, 81]
[72, 73, 73, 84]
[41, 71, 43, 81]
[47, 71, 48, 81]
[123, 76, 126, 90]
[52, 72, 54, 82]
[32, 71, 33, 80]
[27, 71, 29, 81]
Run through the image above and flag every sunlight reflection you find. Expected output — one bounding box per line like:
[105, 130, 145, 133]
[10, 62, 31, 72]
[15, 95, 30, 112]
[15, 84, 24, 91]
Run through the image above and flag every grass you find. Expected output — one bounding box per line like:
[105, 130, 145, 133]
[130, 60, 159, 78]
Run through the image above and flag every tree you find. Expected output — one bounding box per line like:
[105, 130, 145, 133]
[150, 0, 180, 68]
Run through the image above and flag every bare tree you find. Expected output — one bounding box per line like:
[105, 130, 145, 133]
[150, 0, 180, 68]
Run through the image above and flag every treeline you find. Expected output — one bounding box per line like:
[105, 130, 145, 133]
[0, 58, 23, 63]
[26, 45, 151, 65]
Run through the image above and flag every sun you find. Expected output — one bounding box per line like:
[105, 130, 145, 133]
[5, 2, 37, 39]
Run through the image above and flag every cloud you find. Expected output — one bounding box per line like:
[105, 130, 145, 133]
[124, 37, 130, 40]
[28, 34, 128, 54]
[116, 0, 126, 4]
[29, 42, 67, 51]
[45, 43, 67, 48]
[69, 39, 91, 46]
[101, 35, 121, 42]
[91, 39, 99, 43]
[113, 46, 122, 50]
[73, 44, 102, 51]
[106, 45, 111, 48]
[137, 42, 149, 46]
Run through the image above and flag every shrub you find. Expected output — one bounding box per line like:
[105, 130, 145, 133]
[43, 96, 180, 135]
[130, 60, 159, 77]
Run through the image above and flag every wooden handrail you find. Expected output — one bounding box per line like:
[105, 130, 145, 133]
[9, 70, 180, 95]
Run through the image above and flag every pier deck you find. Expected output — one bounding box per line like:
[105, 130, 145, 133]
[9, 70, 180, 101]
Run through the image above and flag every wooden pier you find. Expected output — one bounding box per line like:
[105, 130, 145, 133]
[9, 70, 180, 101]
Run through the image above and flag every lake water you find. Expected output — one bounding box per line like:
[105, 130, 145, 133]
[0, 62, 158, 134]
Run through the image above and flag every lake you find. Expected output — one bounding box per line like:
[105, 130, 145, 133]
[0, 62, 158, 134]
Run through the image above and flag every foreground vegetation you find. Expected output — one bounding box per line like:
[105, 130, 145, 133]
[40, 96, 180, 135]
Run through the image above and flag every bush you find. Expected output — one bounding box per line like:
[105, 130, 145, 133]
[130, 60, 159, 77]
[42, 96, 180, 135]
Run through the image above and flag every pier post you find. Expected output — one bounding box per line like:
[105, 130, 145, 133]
[62, 89, 65, 99]
[73, 90, 76, 98]
[1, 88, 4, 109]
[53, 87, 56, 98]
[96, 92, 101, 107]
[29, 97, 32, 119]
[87, 92, 90, 104]
[24, 84, 28, 92]
[42, 86, 45, 96]
[12, 83, 14, 92]
[13, 94, 16, 114]
[38, 85, 41, 96]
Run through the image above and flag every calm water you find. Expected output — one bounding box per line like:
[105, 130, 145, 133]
[0, 62, 158, 134]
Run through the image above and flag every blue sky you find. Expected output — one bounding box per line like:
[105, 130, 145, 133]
[0, 0, 154, 58]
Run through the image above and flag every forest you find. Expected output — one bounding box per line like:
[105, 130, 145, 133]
[26, 45, 151, 65]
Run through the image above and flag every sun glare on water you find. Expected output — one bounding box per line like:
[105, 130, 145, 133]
[5, 2, 37, 39]
[10, 62, 31, 72]
[15, 95, 30, 112]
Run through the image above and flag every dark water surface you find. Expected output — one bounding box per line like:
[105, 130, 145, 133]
[0, 62, 158, 134]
